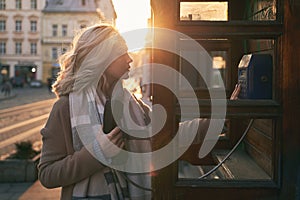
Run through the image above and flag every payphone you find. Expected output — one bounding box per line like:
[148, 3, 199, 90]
[238, 54, 273, 99]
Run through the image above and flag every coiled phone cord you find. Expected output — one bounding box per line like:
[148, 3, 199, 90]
[116, 119, 254, 190]
[117, 170, 154, 192]
[198, 119, 254, 179]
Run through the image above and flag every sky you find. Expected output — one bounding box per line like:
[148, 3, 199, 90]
[112, 0, 151, 33]
[112, 0, 151, 51]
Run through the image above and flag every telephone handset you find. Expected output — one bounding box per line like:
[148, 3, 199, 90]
[103, 99, 123, 134]
[238, 54, 273, 99]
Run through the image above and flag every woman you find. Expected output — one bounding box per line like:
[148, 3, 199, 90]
[38, 24, 152, 200]
[38, 23, 241, 200]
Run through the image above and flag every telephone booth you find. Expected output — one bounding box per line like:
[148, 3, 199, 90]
[149, 0, 300, 199]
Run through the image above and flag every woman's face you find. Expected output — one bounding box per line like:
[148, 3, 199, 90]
[105, 53, 133, 81]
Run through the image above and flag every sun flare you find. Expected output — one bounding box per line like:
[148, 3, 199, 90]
[113, 0, 151, 33]
[112, 0, 152, 98]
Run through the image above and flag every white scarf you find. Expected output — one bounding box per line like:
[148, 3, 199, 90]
[69, 86, 152, 200]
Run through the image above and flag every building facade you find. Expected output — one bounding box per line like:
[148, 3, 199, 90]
[95, 0, 117, 25]
[0, 0, 117, 86]
[42, 0, 116, 83]
[0, 0, 46, 86]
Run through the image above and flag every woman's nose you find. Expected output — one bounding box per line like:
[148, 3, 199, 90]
[127, 54, 133, 63]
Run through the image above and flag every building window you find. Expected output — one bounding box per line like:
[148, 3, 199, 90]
[15, 20, 22, 32]
[15, 42, 22, 54]
[30, 42, 37, 55]
[30, 21, 37, 32]
[0, 0, 6, 10]
[82, 0, 86, 6]
[0, 20, 5, 32]
[59, 47, 67, 56]
[62, 24, 67, 36]
[0, 41, 6, 54]
[52, 24, 57, 36]
[16, 0, 22, 9]
[31, 0, 37, 9]
[52, 47, 58, 59]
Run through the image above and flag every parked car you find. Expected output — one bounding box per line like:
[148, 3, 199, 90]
[29, 80, 43, 88]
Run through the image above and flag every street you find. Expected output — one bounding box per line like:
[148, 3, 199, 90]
[0, 86, 56, 110]
[0, 85, 56, 158]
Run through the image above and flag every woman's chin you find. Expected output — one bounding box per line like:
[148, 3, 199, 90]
[122, 72, 130, 80]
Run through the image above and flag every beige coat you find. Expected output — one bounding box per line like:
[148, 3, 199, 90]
[38, 96, 106, 199]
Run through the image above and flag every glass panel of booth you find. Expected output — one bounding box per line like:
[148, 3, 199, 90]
[178, 38, 229, 93]
[177, 117, 279, 184]
[180, 1, 228, 21]
[179, 0, 277, 22]
[177, 38, 275, 99]
[176, 37, 279, 184]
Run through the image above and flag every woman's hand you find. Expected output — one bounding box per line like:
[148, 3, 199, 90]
[97, 127, 125, 158]
[230, 84, 241, 100]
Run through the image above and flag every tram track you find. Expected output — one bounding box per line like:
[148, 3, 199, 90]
[0, 99, 55, 129]
[0, 99, 55, 157]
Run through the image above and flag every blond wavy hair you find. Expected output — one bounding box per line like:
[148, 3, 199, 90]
[52, 24, 119, 97]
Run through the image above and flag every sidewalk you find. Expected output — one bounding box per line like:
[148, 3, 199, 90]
[0, 181, 61, 200]
[1, 86, 60, 199]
